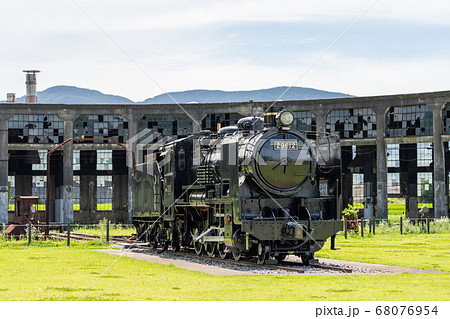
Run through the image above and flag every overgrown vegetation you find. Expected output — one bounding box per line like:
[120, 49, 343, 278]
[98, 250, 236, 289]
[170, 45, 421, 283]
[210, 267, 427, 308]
[344, 217, 449, 235]
[0, 238, 109, 248]
[72, 220, 135, 238]
[352, 201, 433, 222]
[342, 204, 358, 217]
[0, 219, 135, 247]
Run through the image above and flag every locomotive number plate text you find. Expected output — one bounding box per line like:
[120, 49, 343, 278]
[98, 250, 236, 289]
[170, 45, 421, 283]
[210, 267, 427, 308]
[273, 140, 298, 150]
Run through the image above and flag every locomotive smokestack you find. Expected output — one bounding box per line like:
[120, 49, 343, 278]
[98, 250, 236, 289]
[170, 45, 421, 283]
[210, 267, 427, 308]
[23, 70, 40, 104]
[6, 93, 16, 103]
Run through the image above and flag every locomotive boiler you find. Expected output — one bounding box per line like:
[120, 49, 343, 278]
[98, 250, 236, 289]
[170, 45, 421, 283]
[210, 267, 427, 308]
[132, 108, 343, 264]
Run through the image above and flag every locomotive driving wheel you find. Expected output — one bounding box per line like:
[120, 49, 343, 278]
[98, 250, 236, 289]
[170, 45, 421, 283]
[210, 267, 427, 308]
[205, 243, 216, 257]
[170, 220, 182, 252]
[276, 253, 287, 263]
[148, 237, 157, 249]
[171, 241, 180, 252]
[300, 253, 312, 265]
[158, 241, 169, 253]
[147, 224, 158, 249]
[156, 228, 169, 253]
[257, 242, 268, 265]
[194, 241, 203, 255]
[232, 249, 242, 261]
[193, 229, 203, 255]
[217, 242, 228, 259]
[171, 229, 181, 252]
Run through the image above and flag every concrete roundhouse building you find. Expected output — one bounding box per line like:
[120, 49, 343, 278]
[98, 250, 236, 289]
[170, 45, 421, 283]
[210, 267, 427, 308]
[1, 90, 450, 224]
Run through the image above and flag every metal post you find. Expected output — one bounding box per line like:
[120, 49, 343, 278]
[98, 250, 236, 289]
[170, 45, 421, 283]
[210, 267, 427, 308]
[106, 219, 110, 242]
[427, 218, 430, 233]
[344, 219, 347, 239]
[400, 217, 403, 235]
[330, 234, 336, 250]
[67, 222, 70, 247]
[373, 218, 375, 235]
[28, 221, 31, 245]
[361, 218, 364, 238]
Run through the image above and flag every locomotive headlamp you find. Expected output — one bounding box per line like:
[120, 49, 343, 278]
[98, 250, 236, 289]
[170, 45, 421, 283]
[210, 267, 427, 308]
[276, 111, 295, 127]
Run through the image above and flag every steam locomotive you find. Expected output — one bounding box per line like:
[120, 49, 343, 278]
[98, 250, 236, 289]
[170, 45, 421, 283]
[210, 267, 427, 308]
[132, 108, 343, 264]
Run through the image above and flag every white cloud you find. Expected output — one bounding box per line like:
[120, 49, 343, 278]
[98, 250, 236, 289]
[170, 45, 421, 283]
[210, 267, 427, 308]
[301, 55, 450, 97]
[0, 0, 449, 101]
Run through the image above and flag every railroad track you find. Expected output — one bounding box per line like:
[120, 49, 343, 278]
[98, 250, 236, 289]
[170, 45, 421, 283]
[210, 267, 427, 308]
[49, 232, 134, 243]
[123, 244, 306, 274]
[50, 232, 352, 274]
[282, 260, 352, 273]
[123, 243, 352, 274]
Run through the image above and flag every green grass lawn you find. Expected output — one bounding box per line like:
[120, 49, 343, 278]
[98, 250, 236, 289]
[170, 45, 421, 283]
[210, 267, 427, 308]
[317, 232, 450, 272]
[0, 246, 448, 301]
[0, 230, 448, 301]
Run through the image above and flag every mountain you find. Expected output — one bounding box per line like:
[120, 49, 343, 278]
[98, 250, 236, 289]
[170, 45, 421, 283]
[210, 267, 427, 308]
[14, 85, 134, 104]
[4, 85, 351, 104]
[142, 86, 352, 104]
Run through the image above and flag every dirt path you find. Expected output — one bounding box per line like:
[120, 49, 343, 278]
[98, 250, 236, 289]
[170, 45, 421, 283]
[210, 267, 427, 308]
[316, 258, 442, 274]
[93, 249, 252, 276]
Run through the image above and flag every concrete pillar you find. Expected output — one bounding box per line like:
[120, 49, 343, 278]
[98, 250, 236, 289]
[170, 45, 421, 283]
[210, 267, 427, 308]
[312, 109, 327, 135]
[80, 150, 97, 223]
[375, 108, 388, 219]
[112, 150, 128, 222]
[431, 104, 447, 218]
[0, 118, 8, 224]
[362, 146, 375, 219]
[341, 146, 353, 209]
[62, 120, 74, 223]
[445, 142, 450, 217]
[191, 113, 204, 133]
[80, 175, 96, 223]
[126, 115, 139, 223]
[112, 174, 128, 222]
[400, 144, 418, 219]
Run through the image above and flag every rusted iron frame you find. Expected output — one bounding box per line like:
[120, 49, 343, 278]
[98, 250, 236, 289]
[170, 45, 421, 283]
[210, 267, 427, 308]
[45, 137, 136, 237]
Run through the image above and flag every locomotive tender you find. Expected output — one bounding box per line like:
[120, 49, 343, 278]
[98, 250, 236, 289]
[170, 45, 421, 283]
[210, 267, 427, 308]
[132, 108, 343, 264]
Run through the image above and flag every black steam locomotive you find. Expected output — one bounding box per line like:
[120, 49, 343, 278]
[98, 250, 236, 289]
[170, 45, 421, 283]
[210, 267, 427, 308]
[132, 108, 342, 264]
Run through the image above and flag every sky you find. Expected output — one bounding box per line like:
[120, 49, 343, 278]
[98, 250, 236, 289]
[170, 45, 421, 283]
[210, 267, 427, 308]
[1, 0, 449, 102]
